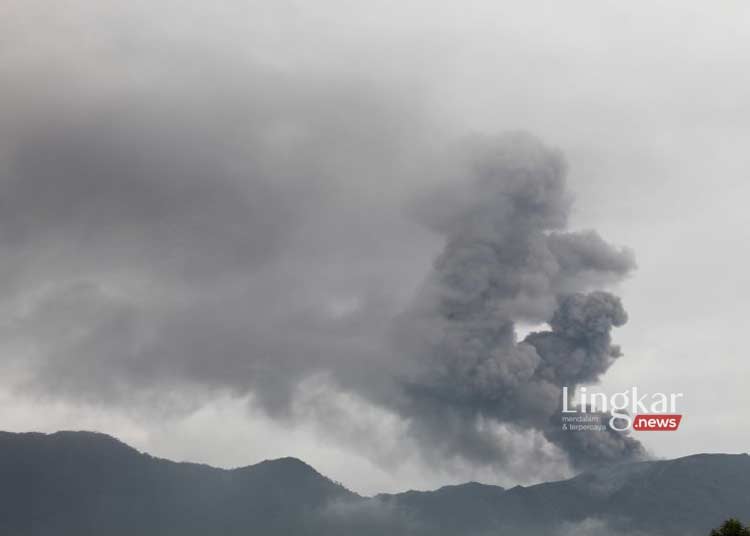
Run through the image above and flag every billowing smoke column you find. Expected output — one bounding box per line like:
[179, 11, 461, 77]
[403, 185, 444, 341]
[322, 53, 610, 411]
[395, 132, 646, 470]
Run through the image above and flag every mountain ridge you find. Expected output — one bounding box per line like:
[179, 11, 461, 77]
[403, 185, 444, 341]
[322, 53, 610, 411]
[3, 430, 749, 535]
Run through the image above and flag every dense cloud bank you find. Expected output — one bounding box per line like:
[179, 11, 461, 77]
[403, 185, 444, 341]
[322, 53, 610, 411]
[0, 3, 644, 479]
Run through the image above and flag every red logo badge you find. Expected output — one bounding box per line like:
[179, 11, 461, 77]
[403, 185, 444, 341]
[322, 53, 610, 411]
[633, 414, 682, 431]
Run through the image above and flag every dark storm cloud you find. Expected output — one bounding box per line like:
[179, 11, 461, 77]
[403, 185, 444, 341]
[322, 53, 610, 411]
[0, 11, 643, 475]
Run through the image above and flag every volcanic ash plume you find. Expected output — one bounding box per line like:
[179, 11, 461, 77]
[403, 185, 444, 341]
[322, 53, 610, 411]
[393, 132, 646, 470]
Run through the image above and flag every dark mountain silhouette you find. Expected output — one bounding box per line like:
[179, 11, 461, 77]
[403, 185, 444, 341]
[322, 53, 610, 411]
[0, 431, 355, 536]
[373, 453, 750, 535]
[2, 431, 749, 535]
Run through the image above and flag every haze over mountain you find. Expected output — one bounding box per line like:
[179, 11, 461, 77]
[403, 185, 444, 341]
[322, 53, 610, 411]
[3, 431, 749, 536]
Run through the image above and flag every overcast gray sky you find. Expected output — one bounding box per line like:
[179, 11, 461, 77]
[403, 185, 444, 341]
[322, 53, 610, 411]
[1, 0, 749, 495]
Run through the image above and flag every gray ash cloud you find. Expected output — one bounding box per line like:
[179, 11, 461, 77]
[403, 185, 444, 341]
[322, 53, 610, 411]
[0, 11, 644, 476]
[392, 133, 645, 469]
